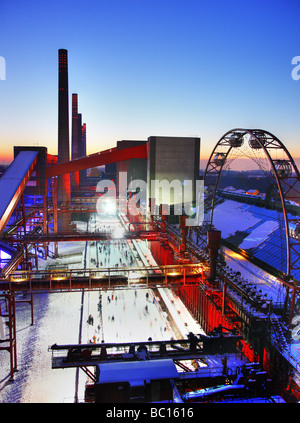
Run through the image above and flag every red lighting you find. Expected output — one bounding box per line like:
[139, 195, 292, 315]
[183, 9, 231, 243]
[46, 143, 148, 178]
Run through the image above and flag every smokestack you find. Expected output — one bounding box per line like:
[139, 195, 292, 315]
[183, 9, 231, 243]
[79, 121, 87, 185]
[58, 49, 71, 231]
[71, 93, 79, 191]
[71, 93, 78, 160]
[81, 122, 86, 157]
[58, 49, 70, 166]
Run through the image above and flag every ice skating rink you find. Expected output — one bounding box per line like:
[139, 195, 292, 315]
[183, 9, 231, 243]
[0, 214, 203, 402]
[85, 288, 174, 345]
[0, 285, 202, 403]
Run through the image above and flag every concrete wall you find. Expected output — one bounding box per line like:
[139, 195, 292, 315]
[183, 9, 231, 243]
[147, 136, 200, 214]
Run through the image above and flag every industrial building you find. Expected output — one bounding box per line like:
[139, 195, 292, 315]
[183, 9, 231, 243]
[0, 50, 300, 404]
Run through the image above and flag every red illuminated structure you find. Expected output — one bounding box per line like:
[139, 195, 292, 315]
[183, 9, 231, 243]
[1, 121, 300, 401]
[71, 93, 80, 191]
[46, 143, 148, 178]
[207, 229, 221, 281]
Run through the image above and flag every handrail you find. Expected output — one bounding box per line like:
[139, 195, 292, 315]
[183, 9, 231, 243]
[7, 263, 203, 279]
[1, 263, 204, 293]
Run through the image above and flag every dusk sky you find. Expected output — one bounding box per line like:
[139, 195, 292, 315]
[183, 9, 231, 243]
[0, 0, 300, 168]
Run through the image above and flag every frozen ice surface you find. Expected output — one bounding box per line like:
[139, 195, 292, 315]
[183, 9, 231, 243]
[0, 285, 199, 403]
[84, 288, 176, 345]
[0, 215, 203, 403]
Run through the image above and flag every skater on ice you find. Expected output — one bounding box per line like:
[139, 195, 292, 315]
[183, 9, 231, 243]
[88, 314, 94, 325]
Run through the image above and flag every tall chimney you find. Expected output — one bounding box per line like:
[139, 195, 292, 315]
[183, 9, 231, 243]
[71, 93, 79, 191]
[58, 49, 71, 231]
[58, 49, 70, 167]
[79, 121, 87, 185]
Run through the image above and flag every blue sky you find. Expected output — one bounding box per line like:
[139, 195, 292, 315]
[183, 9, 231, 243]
[0, 0, 300, 166]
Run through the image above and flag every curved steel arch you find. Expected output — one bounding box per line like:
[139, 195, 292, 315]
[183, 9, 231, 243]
[203, 128, 300, 280]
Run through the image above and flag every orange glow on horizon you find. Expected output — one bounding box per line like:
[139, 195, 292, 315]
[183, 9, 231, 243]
[0, 152, 14, 165]
[1, 143, 300, 173]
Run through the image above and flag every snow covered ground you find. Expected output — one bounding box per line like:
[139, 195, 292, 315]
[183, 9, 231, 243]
[0, 291, 83, 402]
[0, 213, 203, 403]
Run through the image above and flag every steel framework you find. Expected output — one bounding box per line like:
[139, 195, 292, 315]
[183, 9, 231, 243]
[0, 263, 204, 293]
[49, 332, 241, 369]
[45, 144, 148, 178]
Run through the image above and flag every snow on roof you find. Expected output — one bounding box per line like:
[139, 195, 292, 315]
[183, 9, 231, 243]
[0, 150, 38, 220]
[239, 220, 279, 250]
[96, 359, 178, 384]
[223, 186, 236, 191]
[212, 200, 260, 238]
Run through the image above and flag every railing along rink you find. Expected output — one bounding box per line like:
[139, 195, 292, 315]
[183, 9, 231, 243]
[3, 263, 204, 293]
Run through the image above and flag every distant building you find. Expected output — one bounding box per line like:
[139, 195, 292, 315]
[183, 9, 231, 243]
[224, 186, 236, 192]
[246, 189, 259, 196]
[104, 161, 117, 182]
[147, 136, 200, 214]
[105, 140, 148, 194]
[118, 140, 147, 181]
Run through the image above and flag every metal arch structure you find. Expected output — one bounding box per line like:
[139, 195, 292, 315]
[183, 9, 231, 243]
[203, 128, 300, 281]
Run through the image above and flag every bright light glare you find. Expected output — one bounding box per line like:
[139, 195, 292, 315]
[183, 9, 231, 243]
[112, 227, 124, 238]
[128, 271, 140, 280]
[103, 200, 116, 215]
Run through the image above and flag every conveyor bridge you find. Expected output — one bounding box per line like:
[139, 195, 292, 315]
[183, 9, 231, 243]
[0, 150, 38, 236]
[49, 333, 241, 372]
[0, 263, 204, 293]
